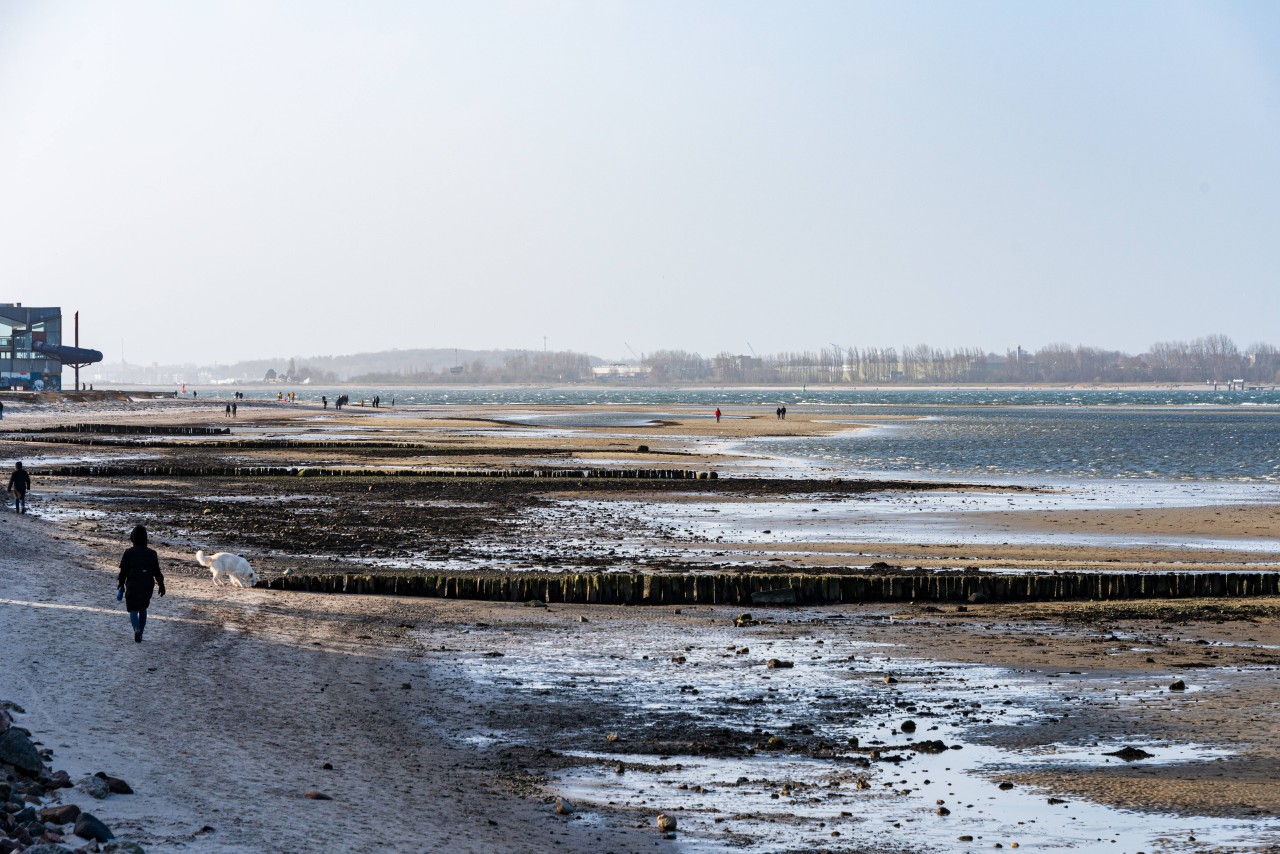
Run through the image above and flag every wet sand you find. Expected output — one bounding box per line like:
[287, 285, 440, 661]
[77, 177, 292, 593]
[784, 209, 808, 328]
[3, 396, 1280, 851]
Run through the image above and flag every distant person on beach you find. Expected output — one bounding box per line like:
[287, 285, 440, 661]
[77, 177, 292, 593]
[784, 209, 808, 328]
[715, 408, 721, 423]
[7, 461, 31, 513]
[117, 525, 165, 643]
[781, 406, 787, 419]
[322, 395, 327, 409]
[225, 404, 231, 417]
[231, 402, 237, 417]
[0, 400, 4, 420]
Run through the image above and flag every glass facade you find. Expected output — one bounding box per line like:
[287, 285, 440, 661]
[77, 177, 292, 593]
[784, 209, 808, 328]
[0, 305, 62, 390]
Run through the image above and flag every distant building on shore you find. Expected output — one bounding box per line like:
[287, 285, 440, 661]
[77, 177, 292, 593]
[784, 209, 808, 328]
[1, 304, 64, 390]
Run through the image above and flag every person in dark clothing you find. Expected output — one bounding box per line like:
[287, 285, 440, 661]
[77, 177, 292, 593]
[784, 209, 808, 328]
[117, 525, 165, 643]
[7, 461, 31, 513]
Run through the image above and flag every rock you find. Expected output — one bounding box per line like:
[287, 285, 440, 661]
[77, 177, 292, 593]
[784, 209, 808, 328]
[579, 616, 589, 623]
[39, 804, 81, 825]
[967, 592, 989, 604]
[847, 736, 859, 748]
[1047, 797, 1067, 805]
[0, 729, 44, 774]
[322, 762, 333, 770]
[553, 796, 575, 815]
[48, 770, 72, 788]
[614, 762, 625, 775]
[525, 600, 547, 608]
[1104, 746, 1155, 762]
[637, 445, 650, 453]
[656, 813, 677, 832]
[766, 659, 793, 669]
[304, 789, 332, 800]
[882, 675, 898, 685]
[16, 846, 73, 854]
[605, 733, 619, 743]
[1169, 679, 1187, 691]
[733, 613, 755, 628]
[76, 775, 111, 800]
[936, 806, 950, 816]
[912, 740, 948, 754]
[901, 720, 916, 733]
[94, 772, 133, 794]
[998, 781, 1015, 790]
[104, 843, 147, 854]
[855, 777, 870, 790]
[74, 812, 114, 842]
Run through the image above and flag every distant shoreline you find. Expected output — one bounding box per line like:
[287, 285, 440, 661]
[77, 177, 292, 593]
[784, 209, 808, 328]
[29, 381, 1267, 394]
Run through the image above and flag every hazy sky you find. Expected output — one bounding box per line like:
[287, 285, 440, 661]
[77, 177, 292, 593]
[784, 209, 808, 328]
[1, 1, 1277, 365]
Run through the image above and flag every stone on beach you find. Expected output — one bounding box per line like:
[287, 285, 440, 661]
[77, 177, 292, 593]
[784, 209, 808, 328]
[656, 813, 677, 831]
[76, 775, 111, 800]
[38, 805, 80, 825]
[94, 772, 134, 794]
[0, 729, 44, 775]
[554, 797, 574, 815]
[73, 812, 114, 842]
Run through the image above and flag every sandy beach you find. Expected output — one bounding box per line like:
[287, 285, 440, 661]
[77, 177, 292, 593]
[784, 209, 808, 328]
[3, 395, 1280, 852]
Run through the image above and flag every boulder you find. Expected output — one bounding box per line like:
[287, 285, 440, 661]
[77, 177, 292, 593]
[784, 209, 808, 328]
[73, 812, 114, 842]
[656, 813, 677, 832]
[76, 775, 111, 800]
[39, 804, 81, 825]
[554, 797, 574, 815]
[94, 772, 134, 794]
[0, 729, 44, 774]
[103, 842, 147, 854]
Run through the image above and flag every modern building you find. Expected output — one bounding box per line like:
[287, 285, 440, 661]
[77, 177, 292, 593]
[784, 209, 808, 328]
[0, 304, 63, 390]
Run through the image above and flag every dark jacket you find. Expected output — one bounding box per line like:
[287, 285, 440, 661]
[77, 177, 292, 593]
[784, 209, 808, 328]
[118, 545, 165, 612]
[8, 468, 30, 495]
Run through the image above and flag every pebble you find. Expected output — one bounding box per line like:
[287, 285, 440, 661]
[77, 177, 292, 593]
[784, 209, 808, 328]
[304, 789, 333, 800]
[554, 797, 574, 815]
[656, 813, 677, 832]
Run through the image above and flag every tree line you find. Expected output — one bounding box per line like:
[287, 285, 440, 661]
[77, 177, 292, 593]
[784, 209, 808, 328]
[641, 334, 1280, 385]
[240, 334, 1280, 386]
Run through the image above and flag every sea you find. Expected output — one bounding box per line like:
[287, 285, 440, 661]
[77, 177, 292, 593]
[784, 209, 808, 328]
[250, 386, 1280, 484]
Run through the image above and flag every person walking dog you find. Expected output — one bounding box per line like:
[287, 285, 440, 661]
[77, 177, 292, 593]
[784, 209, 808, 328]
[117, 525, 166, 643]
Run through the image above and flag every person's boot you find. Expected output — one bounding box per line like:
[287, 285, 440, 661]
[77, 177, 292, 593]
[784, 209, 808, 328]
[134, 630, 142, 643]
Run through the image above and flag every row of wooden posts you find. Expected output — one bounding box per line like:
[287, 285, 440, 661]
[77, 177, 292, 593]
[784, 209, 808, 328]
[36, 464, 717, 480]
[5, 423, 231, 436]
[263, 570, 1280, 605]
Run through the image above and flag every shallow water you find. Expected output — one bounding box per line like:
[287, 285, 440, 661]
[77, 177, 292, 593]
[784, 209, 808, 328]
[434, 609, 1280, 852]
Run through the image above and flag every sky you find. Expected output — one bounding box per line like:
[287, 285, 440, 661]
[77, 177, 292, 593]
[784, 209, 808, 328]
[1, 1, 1277, 366]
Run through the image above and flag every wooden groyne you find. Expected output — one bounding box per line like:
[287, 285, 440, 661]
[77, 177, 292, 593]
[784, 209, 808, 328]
[4, 423, 230, 436]
[34, 463, 717, 480]
[263, 570, 1280, 605]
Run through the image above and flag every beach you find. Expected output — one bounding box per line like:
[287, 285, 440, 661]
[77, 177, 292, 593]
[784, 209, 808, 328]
[3, 395, 1280, 852]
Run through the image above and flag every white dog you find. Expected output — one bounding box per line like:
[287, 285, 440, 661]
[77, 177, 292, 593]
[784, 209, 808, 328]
[195, 550, 257, 588]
